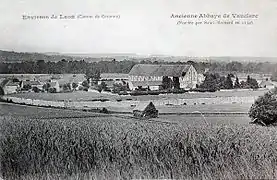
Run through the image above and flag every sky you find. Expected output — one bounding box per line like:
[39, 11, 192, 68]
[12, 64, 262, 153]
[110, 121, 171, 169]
[0, 0, 277, 57]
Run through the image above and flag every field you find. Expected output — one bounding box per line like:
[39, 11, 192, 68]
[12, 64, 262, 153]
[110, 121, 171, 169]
[108, 103, 253, 114]
[10, 91, 119, 102]
[10, 89, 267, 102]
[1, 102, 275, 179]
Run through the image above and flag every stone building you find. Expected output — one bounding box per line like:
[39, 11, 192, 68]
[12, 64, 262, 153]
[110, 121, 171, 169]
[128, 64, 201, 90]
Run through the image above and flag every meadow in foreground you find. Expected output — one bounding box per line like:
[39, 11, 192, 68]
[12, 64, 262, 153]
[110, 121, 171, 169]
[0, 116, 276, 180]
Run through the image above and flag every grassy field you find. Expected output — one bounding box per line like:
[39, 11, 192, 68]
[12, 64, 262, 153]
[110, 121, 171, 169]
[10, 91, 118, 102]
[106, 103, 253, 114]
[0, 114, 276, 179]
[10, 89, 267, 102]
[159, 114, 251, 126]
[0, 102, 111, 119]
[0, 103, 275, 180]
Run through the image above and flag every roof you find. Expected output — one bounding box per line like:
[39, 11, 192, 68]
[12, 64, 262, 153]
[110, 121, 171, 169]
[100, 80, 114, 88]
[133, 101, 156, 111]
[0, 79, 9, 87]
[5, 81, 20, 86]
[22, 80, 41, 86]
[48, 81, 59, 87]
[57, 74, 86, 85]
[129, 64, 191, 77]
[100, 73, 129, 80]
[259, 80, 275, 87]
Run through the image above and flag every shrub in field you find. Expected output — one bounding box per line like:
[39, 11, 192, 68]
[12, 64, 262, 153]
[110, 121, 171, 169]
[1, 117, 277, 179]
[100, 107, 109, 114]
[249, 88, 277, 125]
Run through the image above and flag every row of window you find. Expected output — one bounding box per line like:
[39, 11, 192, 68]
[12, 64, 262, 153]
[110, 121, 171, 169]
[129, 76, 163, 81]
[129, 74, 199, 82]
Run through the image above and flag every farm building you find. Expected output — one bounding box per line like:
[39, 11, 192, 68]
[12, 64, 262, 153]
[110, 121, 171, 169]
[98, 73, 129, 89]
[259, 80, 276, 90]
[128, 64, 202, 90]
[2, 81, 20, 94]
[100, 73, 129, 81]
[48, 81, 60, 92]
[133, 101, 158, 118]
[226, 73, 272, 85]
[20, 80, 43, 90]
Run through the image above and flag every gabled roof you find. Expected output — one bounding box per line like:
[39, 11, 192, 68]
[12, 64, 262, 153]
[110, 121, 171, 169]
[57, 74, 86, 85]
[5, 81, 20, 86]
[22, 80, 41, 86]
[48, 81, 59, 87]
[129, 64, 191, 77]
[0, 79, 9, 87]
[133, 101, 156, 111]
[100, 73, 129, 80]
[259, 80, 275, 87]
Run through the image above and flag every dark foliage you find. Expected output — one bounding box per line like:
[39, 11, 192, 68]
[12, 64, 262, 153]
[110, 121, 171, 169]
[162, 76, 173, 90]
[249, 88, 277, 125]
[0, 87, 4, 95]
[48, 88, 57, 93]
[32, 86, 40, 93]
[234, 77, 241, 88]
[22, 84, 32, 91]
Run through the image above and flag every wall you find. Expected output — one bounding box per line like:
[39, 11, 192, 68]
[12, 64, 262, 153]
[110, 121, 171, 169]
[3, 86, 18, 94]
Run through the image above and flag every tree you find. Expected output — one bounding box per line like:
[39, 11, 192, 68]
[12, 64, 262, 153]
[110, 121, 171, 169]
[99, 82, 108, 92]
[0, 87, 4, 95]
[72, 82, 78, 90]
[48, 87, 57, 93]
[113, 83, 128, 94]
[234, 77, 240, 89]
[43, 83, 51, 92]
[62, 83, 71, 91]
[199, 73, 219, 91]
[82, 80, 89, 88]
[223, 74, 233, 89]
[12, 78, 20, 82]
[172, 77, 180, 89]
[32, 86, 40, 93]
[22, 84, 32, 91]
[162, 76, 173, 89]
[246, 75, 259, 89]
[249, 88, 277, 125]
[85, 69, 101, 85]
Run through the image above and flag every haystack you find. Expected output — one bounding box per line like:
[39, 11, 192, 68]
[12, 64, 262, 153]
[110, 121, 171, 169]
[133, 101, 158, 118]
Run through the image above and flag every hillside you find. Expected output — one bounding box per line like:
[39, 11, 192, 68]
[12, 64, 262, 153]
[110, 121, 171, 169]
[1, 50, 277, 63]
[0, 50, 74, 63]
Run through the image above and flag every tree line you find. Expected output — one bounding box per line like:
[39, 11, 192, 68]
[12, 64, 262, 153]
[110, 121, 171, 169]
[1, 59, 277, 80]
[199, 73, 259, 91]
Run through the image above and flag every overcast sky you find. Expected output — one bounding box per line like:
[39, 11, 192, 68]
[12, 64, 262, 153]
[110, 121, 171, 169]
[0, 0, 277, 57]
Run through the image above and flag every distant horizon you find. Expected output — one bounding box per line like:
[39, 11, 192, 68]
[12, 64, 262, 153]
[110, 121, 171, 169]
[1, 49, 277, 59]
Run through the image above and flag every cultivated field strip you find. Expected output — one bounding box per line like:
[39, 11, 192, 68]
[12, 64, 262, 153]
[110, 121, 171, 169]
[1, 114, 276, 179]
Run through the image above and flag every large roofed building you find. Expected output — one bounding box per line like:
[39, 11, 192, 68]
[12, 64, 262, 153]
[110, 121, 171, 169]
[128, 64, 201, 90]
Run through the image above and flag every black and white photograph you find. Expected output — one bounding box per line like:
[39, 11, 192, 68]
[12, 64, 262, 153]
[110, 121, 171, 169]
[1, 0, 277, 179]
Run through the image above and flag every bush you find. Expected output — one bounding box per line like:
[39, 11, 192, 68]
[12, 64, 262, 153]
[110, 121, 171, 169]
[48, 87, 57, 93]
[99, 107, 109, 114]
[32, 86, 40, 93]
[249, 88, 277, 125]
[130, 90, 148, 96]
[191, 88, 217, 93]
[172, 89, 187, 94]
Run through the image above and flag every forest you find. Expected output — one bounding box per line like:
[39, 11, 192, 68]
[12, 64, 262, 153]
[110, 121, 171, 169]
[1, 50, 277, 79]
